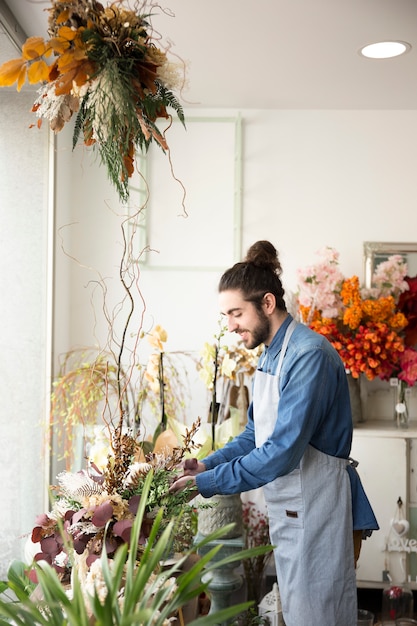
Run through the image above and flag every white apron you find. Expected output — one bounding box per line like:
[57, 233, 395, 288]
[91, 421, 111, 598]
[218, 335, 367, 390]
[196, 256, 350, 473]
[254, 321, 357, 626]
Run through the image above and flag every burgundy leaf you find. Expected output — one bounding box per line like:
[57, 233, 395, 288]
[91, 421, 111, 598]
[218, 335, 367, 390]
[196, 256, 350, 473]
[128, 495, 141, 514]
[104, 535, 119, 555]
[40, 536, 60, 556]
[35, 552, 52, 564]
[91, 502, 114, 527]
[86, 553, 100, 567]
[73, 534, 91, 554]
[113, 519, 133, 543]
[71, 508, 87, 525]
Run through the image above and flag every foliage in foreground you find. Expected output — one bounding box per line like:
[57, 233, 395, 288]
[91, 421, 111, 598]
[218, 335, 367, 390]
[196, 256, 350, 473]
[0, 472, 272, 626]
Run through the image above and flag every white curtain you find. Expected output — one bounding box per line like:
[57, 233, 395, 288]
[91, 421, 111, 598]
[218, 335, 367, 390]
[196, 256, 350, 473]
[0, 67, 52, 574]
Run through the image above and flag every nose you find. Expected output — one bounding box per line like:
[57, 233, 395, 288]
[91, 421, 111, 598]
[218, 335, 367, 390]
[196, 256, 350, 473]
[227, 317, 239, 333]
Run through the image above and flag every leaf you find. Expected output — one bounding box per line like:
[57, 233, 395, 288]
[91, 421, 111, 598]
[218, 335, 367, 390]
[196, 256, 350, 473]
[54, 67, 77, 95]
[27, 59, 51, 84]
[16, 64, 27, 92]
[49, 36, 71, 55]
[0, 58, 26, 87]
[91, 501, 114, 527]
[57, 26, 78, 42]
[21, 36, 47, 60]
[56, 8, 70, 24]
[73, 60, 95, 87]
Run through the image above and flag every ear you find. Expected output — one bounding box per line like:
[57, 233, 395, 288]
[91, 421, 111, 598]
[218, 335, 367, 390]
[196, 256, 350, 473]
[263, 292, 276, 314]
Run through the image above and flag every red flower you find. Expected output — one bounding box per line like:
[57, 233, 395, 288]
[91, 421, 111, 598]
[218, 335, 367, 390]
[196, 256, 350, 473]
[398, 276, 417, 347]
[398, 347, 417, 386]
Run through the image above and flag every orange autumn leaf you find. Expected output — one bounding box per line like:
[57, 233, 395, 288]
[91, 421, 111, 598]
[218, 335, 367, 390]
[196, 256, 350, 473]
[16, 64, 28, 91]
[57, 26, 78, 42]
[73, 60, 95, 86]
[57, 49, 87, 73]
[48, 61, 60, 82]
[49, 37, 71, 55]
[22, 37, 48, 60]
[83, 126, 95, 146]
[122, 141, 135, 180]
[27, 59, 51, 84]
[54, 67, 77, 95]
[0, 58, 26, 87]
[55, 8, 71, 24]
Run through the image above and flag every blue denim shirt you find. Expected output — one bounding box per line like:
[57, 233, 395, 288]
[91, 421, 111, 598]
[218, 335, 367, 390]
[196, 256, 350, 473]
[197, 315, 379, 531]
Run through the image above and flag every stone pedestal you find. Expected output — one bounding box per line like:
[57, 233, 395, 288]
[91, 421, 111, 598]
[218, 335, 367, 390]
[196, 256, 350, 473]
[195, 532, 245, 624]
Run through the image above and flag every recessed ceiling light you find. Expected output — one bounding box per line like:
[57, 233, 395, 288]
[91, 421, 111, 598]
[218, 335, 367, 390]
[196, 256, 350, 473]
[359, 41, 411, 59]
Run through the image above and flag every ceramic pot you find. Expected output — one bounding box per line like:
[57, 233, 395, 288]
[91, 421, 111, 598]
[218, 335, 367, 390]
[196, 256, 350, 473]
[197, 493, 243, 538]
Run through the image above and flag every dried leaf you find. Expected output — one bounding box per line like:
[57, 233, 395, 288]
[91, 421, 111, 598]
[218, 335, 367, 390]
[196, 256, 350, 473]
[152, 127, 168, 150]
[73, 60, 95, 87]
[57, 26, 77, 41]
[49, 36, 71, 55]
[16, 64, 27, 92]
[22, 36, 47, 60]
[83, 128, 95, 146]
[50, 115, 65, 132]
[27, 59, 51, 84]
[0, 58, 26, 86]
[57, 49, 86, 74]
[54, 67, 77, 95]
[48, 61, 60, 82]
[55, 8, 70, 24]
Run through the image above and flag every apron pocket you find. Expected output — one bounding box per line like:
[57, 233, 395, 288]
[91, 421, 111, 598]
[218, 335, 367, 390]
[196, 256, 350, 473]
[263, 468, 304, 528]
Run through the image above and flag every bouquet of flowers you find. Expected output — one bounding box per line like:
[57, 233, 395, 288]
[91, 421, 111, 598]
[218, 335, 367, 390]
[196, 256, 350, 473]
[0, 0, 186, 201]
[29, 419, 202, 582]
[2, 467, 267, 626]
[296, 248, 417, 382]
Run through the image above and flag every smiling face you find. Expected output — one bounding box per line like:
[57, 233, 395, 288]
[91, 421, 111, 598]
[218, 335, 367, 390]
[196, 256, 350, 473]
[219, 289, 275, 349]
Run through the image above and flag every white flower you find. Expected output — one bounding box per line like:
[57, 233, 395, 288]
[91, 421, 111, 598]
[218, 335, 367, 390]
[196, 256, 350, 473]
[123, 462, 153, 489]
[156, 60, 185, 91]
[57, 470, 103, 500]
[220, 353, 237, 378]
[84, 557, 111, 603]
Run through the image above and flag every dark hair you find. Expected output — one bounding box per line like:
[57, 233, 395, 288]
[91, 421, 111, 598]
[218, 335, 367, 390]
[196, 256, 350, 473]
[219, 240, 286, 311]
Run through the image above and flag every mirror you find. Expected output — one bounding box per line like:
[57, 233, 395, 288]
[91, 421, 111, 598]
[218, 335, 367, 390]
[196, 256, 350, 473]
[364, 241, 417, 288]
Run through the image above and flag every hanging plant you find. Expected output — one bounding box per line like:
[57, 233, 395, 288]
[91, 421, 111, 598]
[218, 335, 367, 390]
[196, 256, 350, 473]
[0, 0, 186, 202]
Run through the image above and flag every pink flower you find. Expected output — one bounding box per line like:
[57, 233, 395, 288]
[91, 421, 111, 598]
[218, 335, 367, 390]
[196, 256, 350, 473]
[370, 255, 409, 299]
[398, 347, 417, 386]
[296, 247, 345, 319]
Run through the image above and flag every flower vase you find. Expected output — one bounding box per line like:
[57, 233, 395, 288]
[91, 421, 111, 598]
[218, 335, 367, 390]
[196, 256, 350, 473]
[393, 379, 409, 429]
[197, 494, 244, 539]
[347, 373, 363, 425]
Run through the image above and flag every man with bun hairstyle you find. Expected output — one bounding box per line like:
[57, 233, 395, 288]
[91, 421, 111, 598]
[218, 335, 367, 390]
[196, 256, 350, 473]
[170, 240, 378, 626]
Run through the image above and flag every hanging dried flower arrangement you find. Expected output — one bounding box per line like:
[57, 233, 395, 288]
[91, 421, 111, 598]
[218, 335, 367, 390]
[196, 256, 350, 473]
[0, 0, 186, 201]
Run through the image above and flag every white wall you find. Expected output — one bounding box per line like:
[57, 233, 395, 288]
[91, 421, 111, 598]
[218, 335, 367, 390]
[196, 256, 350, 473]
[52, 107, 417, 438]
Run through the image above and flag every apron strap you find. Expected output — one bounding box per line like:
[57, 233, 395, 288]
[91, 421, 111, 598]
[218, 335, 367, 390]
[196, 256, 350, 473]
[276, 318, 298, 379]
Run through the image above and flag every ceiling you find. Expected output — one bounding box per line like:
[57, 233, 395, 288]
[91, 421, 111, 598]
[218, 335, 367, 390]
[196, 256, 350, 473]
[1, 0, 417, 109]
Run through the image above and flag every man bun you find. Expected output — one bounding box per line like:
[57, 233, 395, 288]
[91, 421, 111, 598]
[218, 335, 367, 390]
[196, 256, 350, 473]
[245, 240, 283, 277]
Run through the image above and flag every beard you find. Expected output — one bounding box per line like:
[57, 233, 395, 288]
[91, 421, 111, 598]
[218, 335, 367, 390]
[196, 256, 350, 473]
[245, 308, 271, 349]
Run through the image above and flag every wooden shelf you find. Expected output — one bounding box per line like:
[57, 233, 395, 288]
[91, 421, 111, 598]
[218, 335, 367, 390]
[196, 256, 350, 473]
[354, 420, 417, 438]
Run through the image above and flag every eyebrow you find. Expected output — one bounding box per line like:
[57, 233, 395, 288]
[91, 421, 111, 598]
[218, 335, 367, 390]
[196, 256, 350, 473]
[221, 307, 243, 316]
